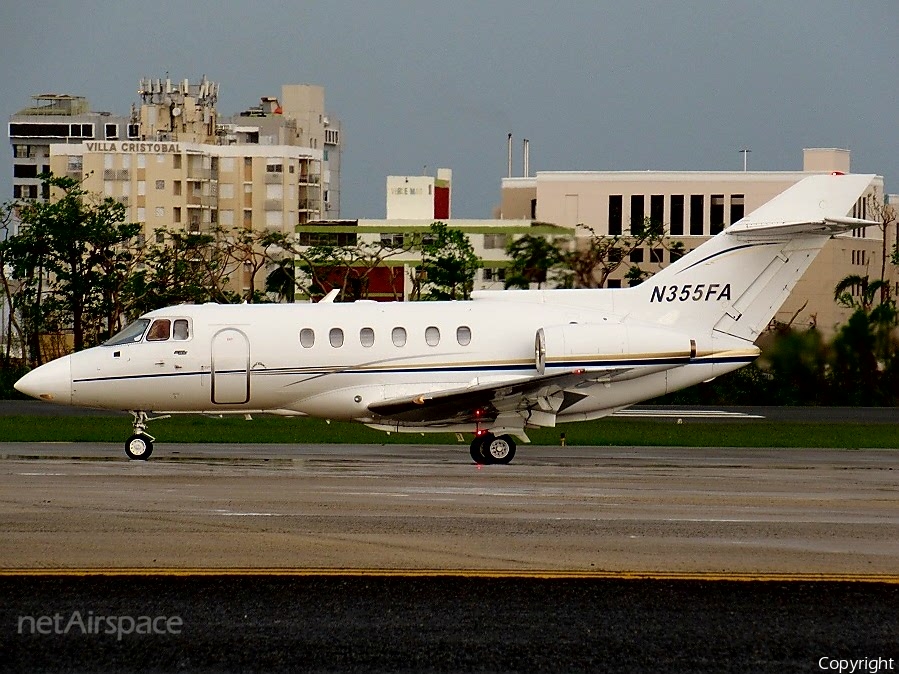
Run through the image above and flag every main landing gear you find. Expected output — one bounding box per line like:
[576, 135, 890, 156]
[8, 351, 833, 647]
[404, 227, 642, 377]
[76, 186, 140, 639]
[125, 410, 162, 461]
[469, 433, 517, 465]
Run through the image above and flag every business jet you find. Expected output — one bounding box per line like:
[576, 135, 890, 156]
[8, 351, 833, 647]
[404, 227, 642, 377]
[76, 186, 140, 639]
[15, 174, 877, 464]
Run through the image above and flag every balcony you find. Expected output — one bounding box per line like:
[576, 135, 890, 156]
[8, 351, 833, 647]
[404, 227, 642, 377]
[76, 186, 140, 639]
[264, 172, 283, 184]
[297, 173, 321, 185]
[187, 167, 212, 180]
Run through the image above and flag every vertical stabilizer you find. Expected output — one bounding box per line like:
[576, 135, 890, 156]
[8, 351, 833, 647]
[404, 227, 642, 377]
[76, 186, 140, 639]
[624, 174, 876, 341]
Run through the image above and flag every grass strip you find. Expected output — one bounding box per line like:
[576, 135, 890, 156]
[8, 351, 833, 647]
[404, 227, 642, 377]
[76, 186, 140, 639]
[0, 415, 897, 448]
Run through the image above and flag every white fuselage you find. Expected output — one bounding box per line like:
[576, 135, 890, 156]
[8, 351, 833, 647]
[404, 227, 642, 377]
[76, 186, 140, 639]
[46, 295, 755, 434]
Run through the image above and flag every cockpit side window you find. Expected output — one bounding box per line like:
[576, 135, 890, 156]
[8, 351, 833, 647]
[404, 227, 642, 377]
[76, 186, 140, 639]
[104, 319, 151, 346]
[146, 319, 171, 342]
[172, 319, 190, 341]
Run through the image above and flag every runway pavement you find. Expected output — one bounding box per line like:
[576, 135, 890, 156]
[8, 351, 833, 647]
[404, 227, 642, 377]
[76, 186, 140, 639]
[1, 442, 897, 573]
[2, 442, 897, 672]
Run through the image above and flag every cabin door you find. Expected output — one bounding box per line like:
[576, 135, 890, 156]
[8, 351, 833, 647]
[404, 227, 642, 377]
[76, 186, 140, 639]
[211, 328, 250, 404]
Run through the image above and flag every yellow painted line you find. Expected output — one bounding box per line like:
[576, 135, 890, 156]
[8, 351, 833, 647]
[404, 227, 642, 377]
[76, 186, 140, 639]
[1, 568, 897, 583]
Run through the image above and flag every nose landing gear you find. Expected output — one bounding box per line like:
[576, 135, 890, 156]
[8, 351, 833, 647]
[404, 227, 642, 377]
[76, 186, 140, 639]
[125, 411, 169, 460]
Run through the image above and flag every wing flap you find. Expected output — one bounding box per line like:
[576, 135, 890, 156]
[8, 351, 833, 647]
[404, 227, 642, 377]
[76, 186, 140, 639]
[367, 368, 629, 424]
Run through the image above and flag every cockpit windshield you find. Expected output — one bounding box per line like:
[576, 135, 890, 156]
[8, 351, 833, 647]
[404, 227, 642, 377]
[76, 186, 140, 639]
[104, 319, 151, 346]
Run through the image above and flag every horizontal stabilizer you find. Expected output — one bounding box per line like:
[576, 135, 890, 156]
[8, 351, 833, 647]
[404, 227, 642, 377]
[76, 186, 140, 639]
[730, 173, 875, 231]
[728, 216, 880, 239]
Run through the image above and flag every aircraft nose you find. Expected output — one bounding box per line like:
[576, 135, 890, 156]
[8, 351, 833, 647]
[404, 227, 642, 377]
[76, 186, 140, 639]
[14, 355, 73, 405]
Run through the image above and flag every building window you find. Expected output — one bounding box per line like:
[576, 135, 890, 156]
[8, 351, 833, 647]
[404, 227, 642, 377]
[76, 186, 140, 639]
[299, 328, 315, 348]
[156, 231, 165, 244]
[483, 233, 508, 249]
[730, 195, 744, 224]
[13, 145, 29, 158]
[329, 328, 344, 348]
[155, 180, 165, 190]
[670, 195, 684, 236]
[155, 207, 164, 218]
[690, 195, 704, 235]
[360, 327, 375, 347]
[136, 154, 146, 169]
[137, 181, 146, 196]
[456, 326, 472, 346]
[13, 164, 38, 178]
[13, 185, 38, 199]
[650, 195, 664, 229]
[630, 195, 645, 235]
[483, 268, 506, 282]
[607, 279, 622, 288]
[710, 195, 725, 234]
[670, 248, 683, 263]
[425, 326, 440, 346]
[629, 248, 644, 263]
[266, 163, 283, 173]
[650, 248, 664, 263]
[173, 207, 181, 223]
[608, 195, 623, 235]
[127, 123, 140, 138]
[391, 327, 407, 347]
[380, 233, 404, 247]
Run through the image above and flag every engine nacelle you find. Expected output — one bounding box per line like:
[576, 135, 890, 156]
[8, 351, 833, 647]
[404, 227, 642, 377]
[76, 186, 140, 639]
[536, 322, 694, 374]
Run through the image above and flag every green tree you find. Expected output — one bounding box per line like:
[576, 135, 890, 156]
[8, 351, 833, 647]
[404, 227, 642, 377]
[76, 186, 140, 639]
[418, 222, 480, 300]
[830, 274, 899, 404]
[295, 239, 410, 302]
[559, 218, 668, 288]
[5, 174, 140, 362]
[504, 234, 564, 289]
[265, 258, 297, 303]
[122, 228, 234, 317]
[758, 326, 831, 405]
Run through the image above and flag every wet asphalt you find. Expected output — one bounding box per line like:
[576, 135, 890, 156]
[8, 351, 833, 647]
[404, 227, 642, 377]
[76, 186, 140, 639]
[2, 575, 897, 673]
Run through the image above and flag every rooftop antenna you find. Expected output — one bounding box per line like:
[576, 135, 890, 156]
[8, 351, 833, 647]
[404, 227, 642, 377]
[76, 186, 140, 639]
[740, 148, 751, 172]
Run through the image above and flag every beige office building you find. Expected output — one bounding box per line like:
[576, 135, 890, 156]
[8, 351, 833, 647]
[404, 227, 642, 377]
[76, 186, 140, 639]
[500, 148, 894, 335]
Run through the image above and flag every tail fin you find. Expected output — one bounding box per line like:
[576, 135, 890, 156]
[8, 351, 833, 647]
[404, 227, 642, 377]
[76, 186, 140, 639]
[626, 174, 877, 341]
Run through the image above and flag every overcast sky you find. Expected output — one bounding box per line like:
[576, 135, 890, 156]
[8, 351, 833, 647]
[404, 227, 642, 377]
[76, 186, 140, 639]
[3, 1, 897, 218]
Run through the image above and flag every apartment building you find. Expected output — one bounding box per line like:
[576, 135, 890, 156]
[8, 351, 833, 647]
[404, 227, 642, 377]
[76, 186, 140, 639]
[11, 78, 342, 227]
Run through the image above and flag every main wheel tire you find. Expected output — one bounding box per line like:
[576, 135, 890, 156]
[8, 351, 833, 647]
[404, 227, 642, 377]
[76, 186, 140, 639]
[125, 434, 153, 461]
[470, 435, 489, 464]
[484, 434, 516, 464]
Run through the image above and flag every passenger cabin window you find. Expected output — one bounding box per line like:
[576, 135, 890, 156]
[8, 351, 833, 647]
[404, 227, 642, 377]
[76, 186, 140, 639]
[146, 319, 171, 341]
[425, 326, 440, 346]
[172, 319, 190, 340]
[299, 328, 315, 348]
[360, 327, 375, 347]
[329, 328, 344, 348]
[392, 327, 407, 347]
[456, 326, 472, 346]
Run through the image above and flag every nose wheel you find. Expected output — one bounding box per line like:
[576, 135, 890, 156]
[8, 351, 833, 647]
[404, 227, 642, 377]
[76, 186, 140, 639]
[125, 433, 154, 460]
[125, 411, 166, 460]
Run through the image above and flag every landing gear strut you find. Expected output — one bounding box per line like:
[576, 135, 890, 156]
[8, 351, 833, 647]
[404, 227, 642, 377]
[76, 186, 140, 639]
[125, 411, 156, 461]
[469, 433, 517, 465]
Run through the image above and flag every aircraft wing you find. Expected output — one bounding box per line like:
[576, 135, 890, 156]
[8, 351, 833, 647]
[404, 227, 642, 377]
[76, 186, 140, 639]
[367, 367, 629, 424]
